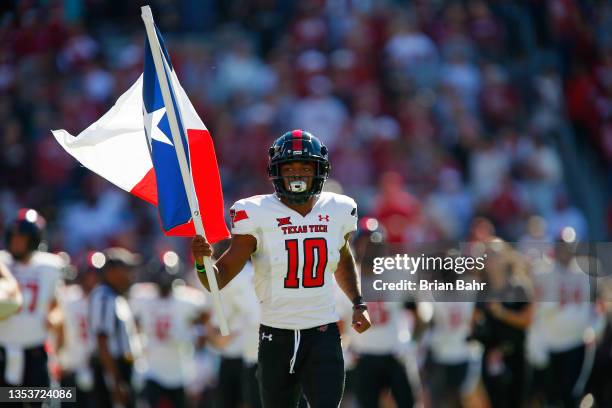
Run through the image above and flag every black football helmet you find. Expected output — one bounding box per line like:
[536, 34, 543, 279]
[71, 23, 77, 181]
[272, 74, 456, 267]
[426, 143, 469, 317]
[5, 208, 46, 253]
[267, 130, 330, 204]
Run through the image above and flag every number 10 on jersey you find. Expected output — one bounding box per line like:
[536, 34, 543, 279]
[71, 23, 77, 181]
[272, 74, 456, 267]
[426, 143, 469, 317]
[284, 238, 328, 288]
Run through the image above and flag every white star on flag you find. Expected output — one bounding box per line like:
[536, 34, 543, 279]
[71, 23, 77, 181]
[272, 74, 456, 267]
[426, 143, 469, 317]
[144, 106, 173, 147]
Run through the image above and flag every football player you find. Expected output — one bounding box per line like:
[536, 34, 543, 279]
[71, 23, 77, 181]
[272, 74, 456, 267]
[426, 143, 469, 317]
[238, 262, 263, 408]
[423, 300, 488, 408]
[0, 261, 22, 321]
[202, 239, 259, 408]
[192, 130, 371, 408]
[130, 254, 208, 408]
[56, 255, 99, 406]
[339, 217, 415, 408]
[0, 208, 64, 390]
[536, 239, 602, 407]
[206, 259, 259, 408]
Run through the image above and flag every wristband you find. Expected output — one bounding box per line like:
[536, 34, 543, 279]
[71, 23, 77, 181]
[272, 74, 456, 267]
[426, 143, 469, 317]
[353, 303, 368, 311]
[195, 263, 206, 274]
[351, 295, 364, 306]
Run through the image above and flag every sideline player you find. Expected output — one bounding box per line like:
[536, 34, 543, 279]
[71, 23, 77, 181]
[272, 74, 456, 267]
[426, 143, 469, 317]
[192, 130, 371, 407]
[422, 300, 489, 408]
[130, 254, 208, 408]
[204, 240, 260, 408]
[56, 255, 99, 405]
[0, 208, 64, 391]
[0, 261, 22, 320]
[537, 239, 602, 407]
[339, 217, 415, 408]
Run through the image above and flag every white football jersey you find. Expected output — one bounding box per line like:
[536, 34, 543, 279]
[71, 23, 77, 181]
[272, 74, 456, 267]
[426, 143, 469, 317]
[241, 265, 261, 364]
[209, 262, 260, 360]
[537, 260, 595, 352]
[230, 192, 358, 330]
[130, 284, 207, 388]
[345, 300, 410, 355]
[527, 259, 554, 366]
[429, 302, 475, 364]
[58, 285, 92, 371]
[0, 251, 64, 347]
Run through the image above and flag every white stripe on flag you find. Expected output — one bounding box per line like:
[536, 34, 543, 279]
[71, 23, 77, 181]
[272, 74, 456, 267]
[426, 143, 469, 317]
[51, 76, 152, 193]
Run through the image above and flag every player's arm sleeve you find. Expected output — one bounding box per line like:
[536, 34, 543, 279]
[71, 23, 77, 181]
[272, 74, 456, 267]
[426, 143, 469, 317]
[229, 201, 259, 242]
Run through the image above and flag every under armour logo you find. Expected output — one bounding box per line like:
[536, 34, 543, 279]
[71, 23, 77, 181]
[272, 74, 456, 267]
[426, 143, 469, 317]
[318, 214, 330, 222]
[277, 216, 292, 227]
[261, 332, 273, 342]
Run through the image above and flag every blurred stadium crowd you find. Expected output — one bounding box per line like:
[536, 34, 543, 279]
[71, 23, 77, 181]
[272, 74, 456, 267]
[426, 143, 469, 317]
[1, 0, 612, 407]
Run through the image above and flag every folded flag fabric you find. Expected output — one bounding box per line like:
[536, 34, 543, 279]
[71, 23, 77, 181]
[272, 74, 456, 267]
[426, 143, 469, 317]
[52, 24, 229, 243]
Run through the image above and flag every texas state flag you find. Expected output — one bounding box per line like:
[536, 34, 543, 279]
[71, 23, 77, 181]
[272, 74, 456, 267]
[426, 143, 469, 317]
[52, 22, 230, 243]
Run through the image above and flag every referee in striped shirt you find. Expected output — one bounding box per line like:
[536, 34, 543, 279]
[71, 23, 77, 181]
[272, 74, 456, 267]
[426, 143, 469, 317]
[89, 248, 141, 408]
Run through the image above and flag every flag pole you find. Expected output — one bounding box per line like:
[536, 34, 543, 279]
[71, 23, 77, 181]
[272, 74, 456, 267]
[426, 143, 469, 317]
[141, 5, 229, 336]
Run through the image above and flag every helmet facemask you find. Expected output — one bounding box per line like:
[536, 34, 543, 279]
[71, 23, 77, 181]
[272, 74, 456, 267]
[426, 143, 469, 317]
[269, 159, 329, 204]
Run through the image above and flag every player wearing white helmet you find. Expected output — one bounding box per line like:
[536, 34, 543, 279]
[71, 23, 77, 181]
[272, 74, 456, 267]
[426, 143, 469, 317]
[192, 130, 371, 408]
[0, 208, 64, 390]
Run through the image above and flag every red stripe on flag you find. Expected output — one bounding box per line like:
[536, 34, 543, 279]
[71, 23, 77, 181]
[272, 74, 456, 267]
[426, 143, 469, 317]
[164, 129, 230, 244]
[292, 129, 303, 151]
[130, 168, 158, 205]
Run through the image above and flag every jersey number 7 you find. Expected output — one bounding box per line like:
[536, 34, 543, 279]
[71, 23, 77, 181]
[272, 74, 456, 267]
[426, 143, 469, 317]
[284, 238, 328, 288]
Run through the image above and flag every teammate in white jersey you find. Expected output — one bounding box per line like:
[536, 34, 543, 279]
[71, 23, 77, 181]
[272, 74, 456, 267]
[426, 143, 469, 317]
[130, 258, 208, 408]
[56, 258, 99, 405]
[423, 301, 488, 408]
[0, 208, 64, 389]
[192, 130, 371, 408]
[537, 240, 602, 407]
[206, 258, 260, 408]
[338, 217, 415, 408]
[0, 261, 22, 320]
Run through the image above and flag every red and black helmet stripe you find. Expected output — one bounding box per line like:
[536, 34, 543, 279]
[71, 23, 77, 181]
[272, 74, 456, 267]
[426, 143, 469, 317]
[291, 129, 303, 151]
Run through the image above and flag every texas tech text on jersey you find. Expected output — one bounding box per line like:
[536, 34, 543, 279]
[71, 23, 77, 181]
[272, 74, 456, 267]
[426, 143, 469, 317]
[230, 191, 357, 330]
